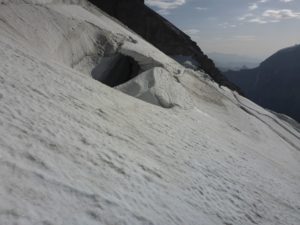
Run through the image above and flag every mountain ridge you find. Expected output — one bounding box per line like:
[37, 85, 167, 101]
[225, 44, 300, 122]
[208, 52, 262, 71]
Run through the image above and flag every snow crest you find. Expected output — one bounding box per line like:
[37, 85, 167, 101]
[117, 67, 193, 108]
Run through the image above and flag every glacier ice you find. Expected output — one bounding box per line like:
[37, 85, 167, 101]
[0, 1, 300, 225]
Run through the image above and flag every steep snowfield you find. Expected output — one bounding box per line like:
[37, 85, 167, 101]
[0, 1, 300, 225]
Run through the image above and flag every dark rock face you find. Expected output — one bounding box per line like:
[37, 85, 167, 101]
[225, 45, 300, 122]
[88, 0, 241, 93]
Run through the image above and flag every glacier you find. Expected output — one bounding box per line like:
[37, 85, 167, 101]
[0, 1, 300, 225]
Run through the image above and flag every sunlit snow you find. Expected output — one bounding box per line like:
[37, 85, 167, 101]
[0, 1, 300, 225]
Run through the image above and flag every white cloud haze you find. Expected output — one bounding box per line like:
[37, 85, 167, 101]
[263, 9, 300, 19]
[145, 0, 186, 15]
[280, 0, 294, 3]
[145, 0, 186, 10]
[249, 3, 258, 10]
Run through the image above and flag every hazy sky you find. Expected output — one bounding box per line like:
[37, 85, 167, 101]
[145, 0, 300, 59]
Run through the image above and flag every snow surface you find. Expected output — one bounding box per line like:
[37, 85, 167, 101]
[0, 1, 300, 225]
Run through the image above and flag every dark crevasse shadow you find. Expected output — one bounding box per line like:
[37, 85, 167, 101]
[91, 54, 141, 87]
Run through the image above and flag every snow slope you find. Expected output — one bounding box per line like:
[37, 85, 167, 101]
[0, 1, 300, 225]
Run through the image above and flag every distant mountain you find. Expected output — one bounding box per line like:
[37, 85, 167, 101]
[208, 52, 262, 71]
[225, 44, 300, 122]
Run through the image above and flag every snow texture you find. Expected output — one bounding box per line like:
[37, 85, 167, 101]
[0, 1, 300, 225]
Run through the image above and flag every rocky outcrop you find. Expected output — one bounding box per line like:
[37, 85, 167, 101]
[88, 0, 241, 93]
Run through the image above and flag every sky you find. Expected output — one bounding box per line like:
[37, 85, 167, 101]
[145, 0, 300, 59]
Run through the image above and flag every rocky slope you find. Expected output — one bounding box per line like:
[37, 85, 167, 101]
[0, 1, 300, 225]
[225, 45, 300, 122]
[88, 0, 241, 93]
